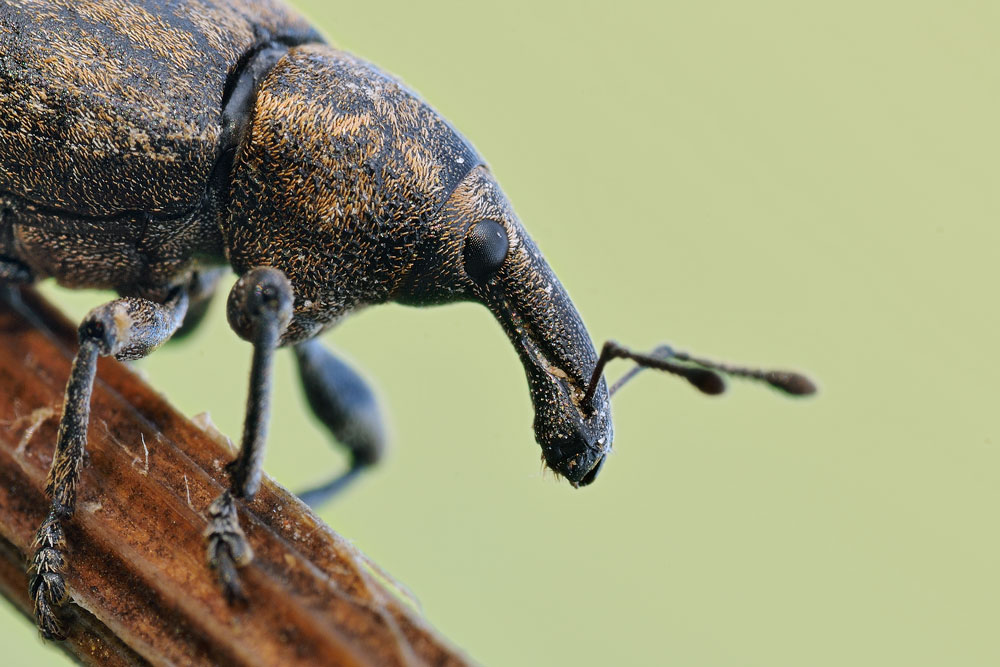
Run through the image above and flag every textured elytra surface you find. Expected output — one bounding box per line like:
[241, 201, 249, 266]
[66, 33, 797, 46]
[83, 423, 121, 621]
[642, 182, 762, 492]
[0, 0, 319, 216]
[0, 0, 320, 295]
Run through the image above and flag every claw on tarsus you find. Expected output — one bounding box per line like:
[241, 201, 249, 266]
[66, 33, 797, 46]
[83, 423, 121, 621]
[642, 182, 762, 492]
[205, 490, 252, 602]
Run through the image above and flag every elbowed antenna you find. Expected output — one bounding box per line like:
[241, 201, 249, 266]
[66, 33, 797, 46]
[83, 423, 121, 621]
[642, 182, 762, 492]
[583, 340, 816, 412]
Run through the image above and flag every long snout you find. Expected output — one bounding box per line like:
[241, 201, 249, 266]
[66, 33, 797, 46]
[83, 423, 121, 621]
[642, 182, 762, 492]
[479, 227, 613, 485]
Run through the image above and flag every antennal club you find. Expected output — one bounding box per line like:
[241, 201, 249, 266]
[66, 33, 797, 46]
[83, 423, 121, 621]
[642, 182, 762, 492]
[583, 340, 816, 413]
[667, 350, 817, 396]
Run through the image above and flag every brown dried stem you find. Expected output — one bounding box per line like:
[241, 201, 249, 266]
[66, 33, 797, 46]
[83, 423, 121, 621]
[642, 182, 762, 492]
[0, 286, 471, 667]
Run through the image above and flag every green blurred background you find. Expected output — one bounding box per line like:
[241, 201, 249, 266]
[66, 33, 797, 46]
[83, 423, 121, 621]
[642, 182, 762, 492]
[4, 0, 999, 664]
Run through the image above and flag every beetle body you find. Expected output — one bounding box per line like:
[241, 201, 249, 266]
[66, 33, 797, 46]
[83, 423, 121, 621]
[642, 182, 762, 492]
[1, 0, 812, 641]
[1, 0, 611, 475]
[0, 0, 617, 638]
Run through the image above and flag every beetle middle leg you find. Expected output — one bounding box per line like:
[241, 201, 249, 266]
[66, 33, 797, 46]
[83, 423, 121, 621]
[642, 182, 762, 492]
[28, 288, 189, 639]
[172, 267, 226, 341]
[293, 339, 386, 508]
[0, 257, 34, 284]
[205, 267, 292, 601]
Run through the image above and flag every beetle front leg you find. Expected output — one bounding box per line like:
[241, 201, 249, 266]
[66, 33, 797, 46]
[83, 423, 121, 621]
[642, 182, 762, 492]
[205, 267, 292, 601]
[294, 340, 386, 508]
[29, 289, 189, 639]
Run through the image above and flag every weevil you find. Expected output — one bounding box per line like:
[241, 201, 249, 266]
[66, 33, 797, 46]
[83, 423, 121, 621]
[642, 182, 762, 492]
[0, 0, 814, 640]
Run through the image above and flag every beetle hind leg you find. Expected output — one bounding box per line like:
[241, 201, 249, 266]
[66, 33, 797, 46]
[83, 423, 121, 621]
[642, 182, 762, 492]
[293, 339, 386, 508]
[28, 289, 189, 639]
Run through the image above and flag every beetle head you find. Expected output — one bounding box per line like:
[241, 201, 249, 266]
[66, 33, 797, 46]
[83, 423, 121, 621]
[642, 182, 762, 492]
[223, 47, 812, 485]
[396, 166, 613, 486]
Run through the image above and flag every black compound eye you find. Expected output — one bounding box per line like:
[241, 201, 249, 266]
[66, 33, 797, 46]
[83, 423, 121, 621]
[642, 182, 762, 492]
[463, 220, 509, 283]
